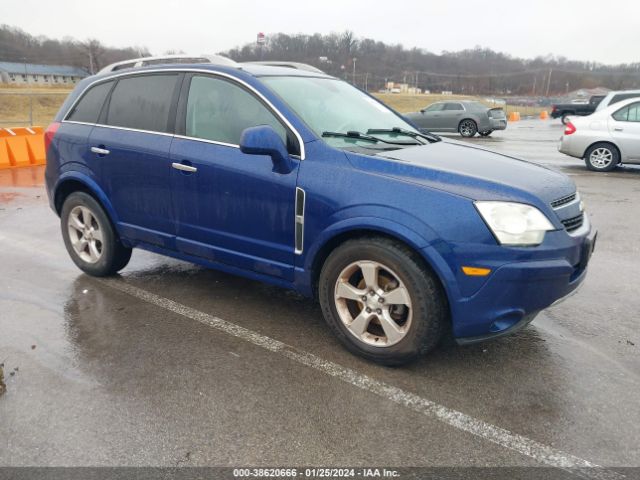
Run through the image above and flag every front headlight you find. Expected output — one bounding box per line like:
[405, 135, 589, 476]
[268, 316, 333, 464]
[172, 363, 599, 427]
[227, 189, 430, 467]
[475, 201, 555, 246]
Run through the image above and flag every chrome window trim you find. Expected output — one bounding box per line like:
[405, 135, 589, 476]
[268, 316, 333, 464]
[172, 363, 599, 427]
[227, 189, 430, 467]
[88, 123, 175, 138]
[174, 134, 239, 149]
[61, 68, 306, 160]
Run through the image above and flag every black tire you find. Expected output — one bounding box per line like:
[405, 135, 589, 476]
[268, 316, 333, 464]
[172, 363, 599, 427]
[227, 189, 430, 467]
[458, 119, 478, 137]
[561, 113, 573, 125]
[60, 192, 132, 276]
[584, 143, 620, 172]
[479, 130, 493, 137]
[318, 237, 447, 366]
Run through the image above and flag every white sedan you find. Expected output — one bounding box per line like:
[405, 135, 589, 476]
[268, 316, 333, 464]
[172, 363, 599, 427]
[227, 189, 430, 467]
[559, 97, 640, 171]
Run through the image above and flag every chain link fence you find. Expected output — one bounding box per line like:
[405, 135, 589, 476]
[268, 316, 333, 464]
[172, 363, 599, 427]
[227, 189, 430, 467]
[0, 91, 69, 127]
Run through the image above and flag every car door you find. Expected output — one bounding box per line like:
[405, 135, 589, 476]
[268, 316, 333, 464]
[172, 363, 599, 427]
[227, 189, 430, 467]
[169, 73, 301, 281]
[88, 72, 182, 248]
[441, 102, 465, 130]
[610, 101, 640, 162]
[414, 102, 445, 130]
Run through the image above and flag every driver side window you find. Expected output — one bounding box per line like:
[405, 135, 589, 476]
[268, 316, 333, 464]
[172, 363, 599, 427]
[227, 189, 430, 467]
[185, 75, 294, 151]
[424, 103, 444, 113]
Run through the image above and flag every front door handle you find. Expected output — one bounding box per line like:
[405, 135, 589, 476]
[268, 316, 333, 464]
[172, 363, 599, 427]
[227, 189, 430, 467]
[91, 146, 110, 155]
[614, 128, 624, 132]
[172, 162, 197, 173]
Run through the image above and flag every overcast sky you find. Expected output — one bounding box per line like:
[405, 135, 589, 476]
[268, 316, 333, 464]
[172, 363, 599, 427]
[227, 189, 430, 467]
[4, 0, 639, 65]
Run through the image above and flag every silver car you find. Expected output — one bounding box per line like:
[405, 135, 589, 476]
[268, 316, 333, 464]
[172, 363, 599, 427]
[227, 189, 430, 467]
[404, 100, 507, 137]
[559, 97, 640, 171]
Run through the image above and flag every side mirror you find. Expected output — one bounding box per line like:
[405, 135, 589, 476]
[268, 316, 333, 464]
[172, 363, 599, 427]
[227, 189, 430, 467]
[239, 125, 294, 174]
[420, 108, 426, 113]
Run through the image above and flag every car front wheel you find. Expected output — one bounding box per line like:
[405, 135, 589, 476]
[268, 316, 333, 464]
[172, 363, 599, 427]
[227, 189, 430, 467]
[458, 119, 478, 137]
[61, 192, 132, 276]
[319, 238, 447, 365]
[584, 143, 619, 172]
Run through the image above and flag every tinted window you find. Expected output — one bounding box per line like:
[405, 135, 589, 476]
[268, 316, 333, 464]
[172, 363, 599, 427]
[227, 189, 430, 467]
[66, 81, 113, 123]
[106, 74, 178, 132]
[186, 75, 288, 147]
[424, 103, 444, 112]
[611, 93, 640, 106]
[444, 103, 464, 111]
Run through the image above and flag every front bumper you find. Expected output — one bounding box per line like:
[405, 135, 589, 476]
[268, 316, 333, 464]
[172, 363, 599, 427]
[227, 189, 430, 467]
[445, 223, 596, 342]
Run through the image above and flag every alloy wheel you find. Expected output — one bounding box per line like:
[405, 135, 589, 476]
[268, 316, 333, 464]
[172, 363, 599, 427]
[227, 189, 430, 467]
[460, 120, 476, 137]
[67, 205, 104, 263]
[334, 261, 412, 347]
[589, 147, 613, 169]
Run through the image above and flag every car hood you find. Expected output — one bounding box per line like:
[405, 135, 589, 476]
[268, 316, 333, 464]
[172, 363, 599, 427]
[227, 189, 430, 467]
[347, 139, 576, 207]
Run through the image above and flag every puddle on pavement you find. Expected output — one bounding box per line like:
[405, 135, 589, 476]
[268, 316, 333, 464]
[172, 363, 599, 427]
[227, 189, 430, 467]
[0, 165, 45, 189]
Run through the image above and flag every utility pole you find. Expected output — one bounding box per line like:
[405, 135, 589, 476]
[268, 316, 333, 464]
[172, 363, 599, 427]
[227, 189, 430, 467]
[23, 59, 33, 126]
[545, 68, 553, 97]
[364, 72, 369, 91]
[352, 57, 357, 85]
[532, 75, 537, 96]
[88, 52, 94, 75]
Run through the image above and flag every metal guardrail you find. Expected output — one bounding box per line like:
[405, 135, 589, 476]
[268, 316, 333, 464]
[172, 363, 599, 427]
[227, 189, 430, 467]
[0, 91, 69, 127]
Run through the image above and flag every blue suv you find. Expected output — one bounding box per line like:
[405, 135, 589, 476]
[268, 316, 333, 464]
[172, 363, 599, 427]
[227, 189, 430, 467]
[44, 63, 596, 365]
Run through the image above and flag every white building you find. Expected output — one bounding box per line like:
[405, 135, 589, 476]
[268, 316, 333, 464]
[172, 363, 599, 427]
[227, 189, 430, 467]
[0, 61, 88, 85]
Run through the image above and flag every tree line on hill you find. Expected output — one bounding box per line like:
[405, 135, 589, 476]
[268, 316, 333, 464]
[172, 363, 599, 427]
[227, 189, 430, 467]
[0, 24, 149, 73]
[2, 25, 639, 96]
[227, 32, 640, 96]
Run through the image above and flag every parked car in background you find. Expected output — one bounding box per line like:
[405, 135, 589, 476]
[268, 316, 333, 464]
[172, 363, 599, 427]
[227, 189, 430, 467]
[559, 97, 640, 171]
[595, 90, 640, 112]
[404, 101, 507, 137]
[550, 95, 605, 124]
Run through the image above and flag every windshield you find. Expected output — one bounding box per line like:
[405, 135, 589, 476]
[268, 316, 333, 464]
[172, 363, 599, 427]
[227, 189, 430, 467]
[261, 76, 421, 150]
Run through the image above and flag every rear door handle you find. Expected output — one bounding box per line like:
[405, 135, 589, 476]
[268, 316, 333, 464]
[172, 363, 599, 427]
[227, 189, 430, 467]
[614, 128, 623, 132]
[91, 146, 110, 155]
[172, 162, 197, 173]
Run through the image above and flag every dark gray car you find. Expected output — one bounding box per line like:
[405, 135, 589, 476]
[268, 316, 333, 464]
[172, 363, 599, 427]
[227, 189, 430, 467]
[405, 100, 507, 137]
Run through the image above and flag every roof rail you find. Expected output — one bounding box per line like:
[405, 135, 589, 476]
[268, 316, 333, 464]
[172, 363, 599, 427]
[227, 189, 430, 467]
[242, 61, 325, 74]
[98, 54, 239, 74]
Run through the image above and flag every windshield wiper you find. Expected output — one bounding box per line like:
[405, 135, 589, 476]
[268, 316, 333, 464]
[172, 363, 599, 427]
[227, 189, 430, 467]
[322, 130, 420, 146]
[366, 127, 441, 143]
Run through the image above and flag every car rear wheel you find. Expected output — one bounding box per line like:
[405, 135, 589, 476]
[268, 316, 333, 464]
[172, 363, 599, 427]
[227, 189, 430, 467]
[61, 192, 132, 276]
[319, 238, 446, 365]
[479, 130, 493, 137]
[584, 143, 619, 172]
[458, 119, 477, 137]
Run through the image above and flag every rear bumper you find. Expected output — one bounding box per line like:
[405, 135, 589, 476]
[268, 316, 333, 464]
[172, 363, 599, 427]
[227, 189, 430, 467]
[445, 223, 596, 342]
[488, 118, 507, 130]
[558, 134, 588, 159]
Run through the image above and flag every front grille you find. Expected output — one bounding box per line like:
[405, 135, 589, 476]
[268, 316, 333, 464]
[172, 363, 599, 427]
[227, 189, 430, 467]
[551, 193, 577, 208]
[562, 213, 584, 232]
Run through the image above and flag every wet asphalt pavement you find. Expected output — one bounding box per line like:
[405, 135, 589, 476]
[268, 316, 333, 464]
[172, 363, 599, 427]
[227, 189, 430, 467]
[0, 119, 638, 473]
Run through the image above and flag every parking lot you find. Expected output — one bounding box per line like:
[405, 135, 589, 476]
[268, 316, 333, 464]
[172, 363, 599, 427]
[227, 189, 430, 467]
[0, 119, 638, 475]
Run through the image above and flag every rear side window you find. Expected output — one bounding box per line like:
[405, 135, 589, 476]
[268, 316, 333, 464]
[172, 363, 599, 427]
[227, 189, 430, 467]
[610, 93, 640, 106]
[66, 81, 113, 123]
[613, 102, 640, 122]
[185, 75, 288, 148]
[444, 103, 464, 111]
[105, 74, 178, 132]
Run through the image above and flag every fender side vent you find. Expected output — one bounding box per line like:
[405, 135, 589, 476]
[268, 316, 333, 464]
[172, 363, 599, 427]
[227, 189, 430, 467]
[294, 187, 305, 254]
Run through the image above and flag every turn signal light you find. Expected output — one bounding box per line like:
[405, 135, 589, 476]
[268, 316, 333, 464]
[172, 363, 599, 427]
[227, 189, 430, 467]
[462, 266, 492, 276]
